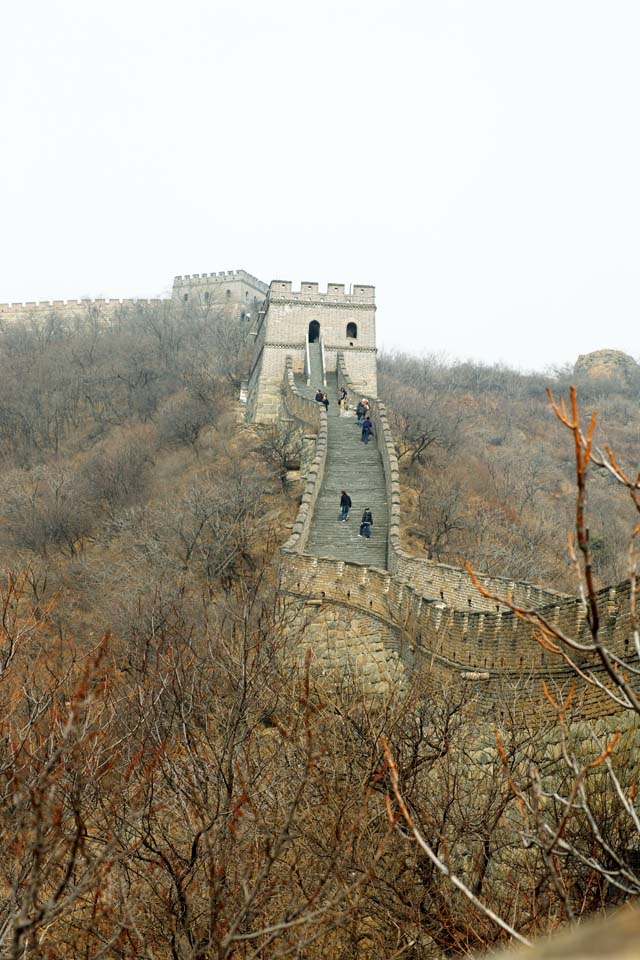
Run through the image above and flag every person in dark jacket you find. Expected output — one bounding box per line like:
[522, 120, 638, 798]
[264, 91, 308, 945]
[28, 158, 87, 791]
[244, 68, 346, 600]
[315, 388, 324, 402]
[321, 392, 329, 412]
[361, 416, 373, 443]
[359, 508, 373, 539]
[339, 490, 352, 522]
[356, 400, 365, 425]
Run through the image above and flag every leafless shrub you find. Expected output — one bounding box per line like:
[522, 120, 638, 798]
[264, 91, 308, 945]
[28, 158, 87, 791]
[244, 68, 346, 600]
[155, 392, 215, 451]
[0, 467, 93, 558]
[80, 425, 156, 518]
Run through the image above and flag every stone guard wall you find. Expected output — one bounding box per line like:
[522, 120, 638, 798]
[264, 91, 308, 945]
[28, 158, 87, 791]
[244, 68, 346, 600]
[279, 551, 632, 716]
[0, 298, 166, 325]
[280, 359, 328, 555]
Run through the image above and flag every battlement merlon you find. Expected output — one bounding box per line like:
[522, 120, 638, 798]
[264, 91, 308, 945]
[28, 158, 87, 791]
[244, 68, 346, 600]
[268, 280, 375, 304]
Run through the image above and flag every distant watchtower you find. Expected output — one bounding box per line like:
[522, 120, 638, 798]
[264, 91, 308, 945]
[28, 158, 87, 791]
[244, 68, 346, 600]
[172, 269, 268, 321]
[246, 280, 377, 422]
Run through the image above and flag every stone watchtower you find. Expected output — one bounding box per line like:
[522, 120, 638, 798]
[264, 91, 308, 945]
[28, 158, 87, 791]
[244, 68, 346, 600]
[245, 280, 377, 422]
[171, 269, 268, 321]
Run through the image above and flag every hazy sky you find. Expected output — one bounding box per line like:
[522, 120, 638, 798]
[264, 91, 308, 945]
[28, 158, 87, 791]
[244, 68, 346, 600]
[2, 1, 639, 371]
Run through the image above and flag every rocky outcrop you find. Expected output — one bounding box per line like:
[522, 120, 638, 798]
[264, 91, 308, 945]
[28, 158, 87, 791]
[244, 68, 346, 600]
[574, 349, 639, 381]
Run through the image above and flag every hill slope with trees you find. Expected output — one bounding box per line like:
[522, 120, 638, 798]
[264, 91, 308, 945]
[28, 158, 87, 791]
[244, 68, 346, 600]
[379, 350, 640, 592]
[0, 309, 639, 956]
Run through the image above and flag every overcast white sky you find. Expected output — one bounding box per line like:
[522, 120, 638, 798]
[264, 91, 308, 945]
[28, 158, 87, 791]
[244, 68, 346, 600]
[1, 1, 638, 371]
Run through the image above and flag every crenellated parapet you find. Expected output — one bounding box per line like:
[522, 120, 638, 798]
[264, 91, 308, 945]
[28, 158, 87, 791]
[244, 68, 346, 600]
[268, 280, 375, 305]
[173, 269, 268, 289]
[279, 550, 634, 716]
[172, 268, 268, 321]
[0, 298, 166, 325]
[278, 349, 624, 711]
[280, 359, 329, 554]
[172, 269, 267, 305]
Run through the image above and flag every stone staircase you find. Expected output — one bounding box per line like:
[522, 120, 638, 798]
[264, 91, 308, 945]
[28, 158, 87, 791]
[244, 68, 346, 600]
[296, 343, 389, 569]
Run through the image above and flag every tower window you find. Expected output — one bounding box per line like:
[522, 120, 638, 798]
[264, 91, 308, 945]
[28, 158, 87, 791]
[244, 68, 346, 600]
[226, 289, 231, 299]
[183, 293, 189, 302]
[346, 322, 358, 339]
[308, 320, 320, 343]
[204, 291, 210, 303]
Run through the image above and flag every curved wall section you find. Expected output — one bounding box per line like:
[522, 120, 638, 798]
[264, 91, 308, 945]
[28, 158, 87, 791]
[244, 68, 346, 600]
[279, 552, 633, 716]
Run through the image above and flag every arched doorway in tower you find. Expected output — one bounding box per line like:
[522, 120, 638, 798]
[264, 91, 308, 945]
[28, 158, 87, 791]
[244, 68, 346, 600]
[308, 320, 320, 343]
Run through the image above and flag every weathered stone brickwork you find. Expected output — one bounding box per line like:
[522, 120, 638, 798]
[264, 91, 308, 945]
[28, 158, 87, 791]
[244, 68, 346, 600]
[278, 552, 632, 716]
[284, 594, 410, 696]
[280, 360, 329, 554]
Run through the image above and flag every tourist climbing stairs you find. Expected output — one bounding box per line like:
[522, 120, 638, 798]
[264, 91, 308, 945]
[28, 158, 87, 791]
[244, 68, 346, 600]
[296, 344, 389, 569]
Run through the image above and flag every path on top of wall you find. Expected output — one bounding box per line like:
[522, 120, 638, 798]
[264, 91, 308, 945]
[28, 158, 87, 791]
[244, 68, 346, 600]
[297, 343, 388, 569]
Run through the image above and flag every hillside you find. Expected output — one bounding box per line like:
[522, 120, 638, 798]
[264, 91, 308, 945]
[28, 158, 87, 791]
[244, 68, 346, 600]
[1, 306, 639, 956]
[379, 350, 640, 593]
[0, 304, 299, 637]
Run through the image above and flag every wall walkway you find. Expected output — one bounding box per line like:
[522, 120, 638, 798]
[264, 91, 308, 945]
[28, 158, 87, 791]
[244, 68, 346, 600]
[297, 347, 388, 568]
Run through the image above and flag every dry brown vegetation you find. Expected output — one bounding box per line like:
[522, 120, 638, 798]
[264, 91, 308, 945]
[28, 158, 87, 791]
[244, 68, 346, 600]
[379, 351, 640, 591]
[0, 303, 293, 637]
[0, 311, 639, 956]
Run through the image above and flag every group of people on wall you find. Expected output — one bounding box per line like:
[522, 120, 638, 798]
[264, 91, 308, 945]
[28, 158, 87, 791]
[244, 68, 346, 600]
[314, 387, 374, 441]
[313, 386, 375, 540]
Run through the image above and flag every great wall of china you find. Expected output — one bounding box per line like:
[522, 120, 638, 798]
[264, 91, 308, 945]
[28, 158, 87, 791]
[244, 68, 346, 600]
[0, 269, 267, 324]
[2, 268, 637, 956]
[244, 275, 636, 718]
[1, 268, 634, 717]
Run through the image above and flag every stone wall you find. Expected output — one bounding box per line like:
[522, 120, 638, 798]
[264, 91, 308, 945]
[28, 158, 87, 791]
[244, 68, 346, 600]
[280, 359, 329, 554]
[279, 552, 632, 717]
[0, 267, 268, 327]
[284, 594, 409, 697]
[0, 297, 166, 325]
[257, 351, 635, 714]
